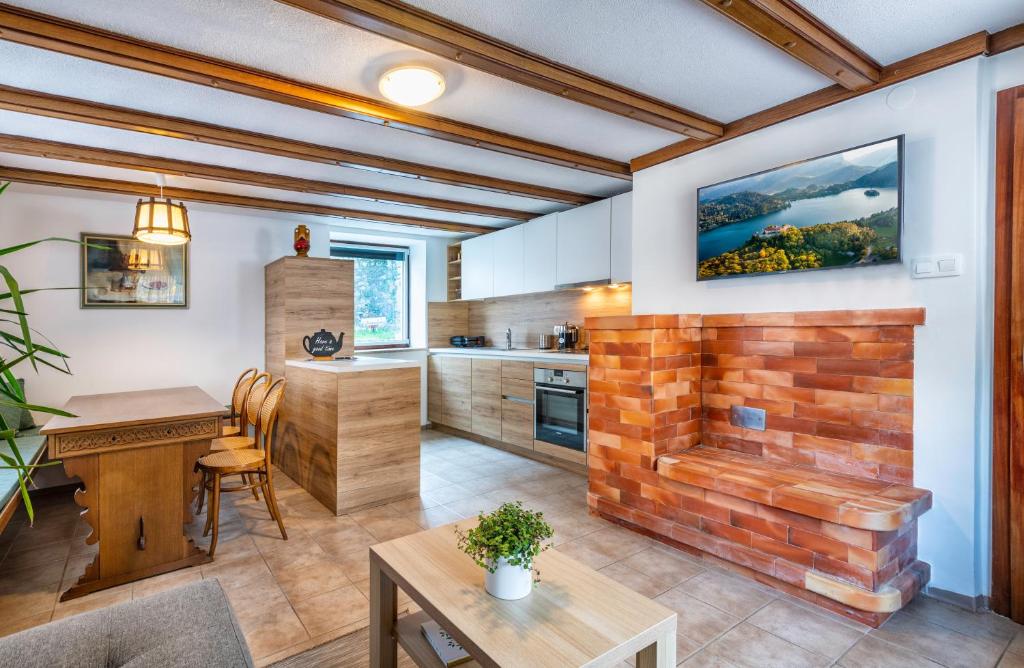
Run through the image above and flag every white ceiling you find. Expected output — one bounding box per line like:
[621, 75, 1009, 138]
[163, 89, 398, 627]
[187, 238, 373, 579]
[0, 0, 1020, 238]
[801, 0, 1024, 64]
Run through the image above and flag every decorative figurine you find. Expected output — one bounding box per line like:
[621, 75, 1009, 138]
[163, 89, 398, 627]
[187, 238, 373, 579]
[293, 224, 311, 257]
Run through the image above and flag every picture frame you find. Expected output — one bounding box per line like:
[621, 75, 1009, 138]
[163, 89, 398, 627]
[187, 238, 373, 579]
[80, 233, 189, 308]
[696, 135, 904, 281]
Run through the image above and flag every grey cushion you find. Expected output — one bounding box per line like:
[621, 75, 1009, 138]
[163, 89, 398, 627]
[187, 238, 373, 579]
[0, 579, 254, 668]
[0, 379, 36, 432]
[0, 379, 22, 433]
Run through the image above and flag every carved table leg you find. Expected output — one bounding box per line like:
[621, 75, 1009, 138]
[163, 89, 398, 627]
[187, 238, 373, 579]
[62, 456, 100, 595]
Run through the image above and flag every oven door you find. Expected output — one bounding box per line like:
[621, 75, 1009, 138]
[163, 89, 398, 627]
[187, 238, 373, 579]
[534, 384, 586, 452]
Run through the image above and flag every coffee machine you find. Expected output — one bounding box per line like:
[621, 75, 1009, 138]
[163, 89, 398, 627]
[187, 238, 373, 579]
[553, 322, 580, 350]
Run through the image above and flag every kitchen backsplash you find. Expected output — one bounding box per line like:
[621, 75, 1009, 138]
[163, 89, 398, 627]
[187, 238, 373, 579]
[427, 285, 632, 349]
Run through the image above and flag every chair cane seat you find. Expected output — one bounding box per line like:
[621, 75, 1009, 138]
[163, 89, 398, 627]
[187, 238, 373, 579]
[210, 435, 256, 452]
[198, 448, 265, 471]
[220, 424, 241, 437]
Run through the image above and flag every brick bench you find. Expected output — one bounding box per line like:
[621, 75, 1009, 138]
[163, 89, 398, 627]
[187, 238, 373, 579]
[584, 308, 932, 627]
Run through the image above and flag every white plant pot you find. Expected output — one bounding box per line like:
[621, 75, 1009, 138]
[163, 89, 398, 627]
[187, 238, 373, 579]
[484, 557, 532, 600]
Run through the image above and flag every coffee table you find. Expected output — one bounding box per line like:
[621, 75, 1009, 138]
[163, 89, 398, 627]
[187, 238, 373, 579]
[369, 521, 678, 667]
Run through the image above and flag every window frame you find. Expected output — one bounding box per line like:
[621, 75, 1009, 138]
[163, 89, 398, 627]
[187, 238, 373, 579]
[330, 241, 411, 350]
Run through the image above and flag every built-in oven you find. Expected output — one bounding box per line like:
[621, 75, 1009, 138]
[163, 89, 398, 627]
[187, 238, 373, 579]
[534, 367, 587, 453]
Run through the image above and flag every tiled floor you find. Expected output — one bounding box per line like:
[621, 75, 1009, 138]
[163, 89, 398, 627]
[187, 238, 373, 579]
[0, 430, 1021, 668]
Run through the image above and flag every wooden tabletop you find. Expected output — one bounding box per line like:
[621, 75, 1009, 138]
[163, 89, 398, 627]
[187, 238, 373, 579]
[40, 386, 226, 434]
[371, 520, 677, 667]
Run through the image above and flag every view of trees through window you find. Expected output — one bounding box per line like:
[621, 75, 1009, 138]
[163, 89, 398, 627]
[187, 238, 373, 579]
[331, 244, 409, 346]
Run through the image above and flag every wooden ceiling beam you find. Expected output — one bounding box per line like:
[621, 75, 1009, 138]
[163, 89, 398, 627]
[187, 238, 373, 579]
[0, 85, 597, 206]
[0, 134, 533, 220]
[0, 3, 630, 179]
[275, 0, 724, 140]
[697, 0, 880, 91]
[0, 166, 494, 234]
[632, 31, 991, 171]
[989, 22, 1024, 56]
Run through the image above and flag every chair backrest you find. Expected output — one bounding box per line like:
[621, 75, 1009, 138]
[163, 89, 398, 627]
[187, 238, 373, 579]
[243, 372, 272, 435]
[257, 378, 287, 465]
[229, 368, 259, 425]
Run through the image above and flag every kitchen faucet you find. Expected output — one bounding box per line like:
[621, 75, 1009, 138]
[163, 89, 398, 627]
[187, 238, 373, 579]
[505, 328, 512, 351]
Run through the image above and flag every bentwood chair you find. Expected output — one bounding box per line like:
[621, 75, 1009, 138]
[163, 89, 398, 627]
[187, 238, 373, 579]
[196, 373, 270, 513]
[211, 372, 270, 453]
[221, 368, 258, 437]
[196, 377, 288, 557]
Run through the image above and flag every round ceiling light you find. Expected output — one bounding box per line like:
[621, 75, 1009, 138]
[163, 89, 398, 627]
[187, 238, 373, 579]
[378, 66, 446, 107]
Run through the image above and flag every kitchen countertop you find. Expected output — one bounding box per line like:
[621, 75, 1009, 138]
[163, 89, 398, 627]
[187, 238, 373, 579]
[428, 347, 589, 365]
[285, 356, 420, 374]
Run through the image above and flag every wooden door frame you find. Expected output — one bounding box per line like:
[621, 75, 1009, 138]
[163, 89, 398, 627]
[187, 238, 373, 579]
[992, 84, 1024, 621]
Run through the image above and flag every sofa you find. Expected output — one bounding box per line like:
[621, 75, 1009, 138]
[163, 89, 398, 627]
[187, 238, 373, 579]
[0, 579, 254, 667]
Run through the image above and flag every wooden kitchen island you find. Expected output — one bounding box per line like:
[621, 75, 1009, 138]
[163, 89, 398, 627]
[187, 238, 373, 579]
[275, 357, 420, 514]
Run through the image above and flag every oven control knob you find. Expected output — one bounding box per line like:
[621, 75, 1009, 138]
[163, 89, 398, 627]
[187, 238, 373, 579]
[547, 377, 554, 383]
[563, 378, 571, 384]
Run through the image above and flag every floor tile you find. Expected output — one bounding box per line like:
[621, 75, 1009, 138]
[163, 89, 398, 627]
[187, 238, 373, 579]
[656, 586, 741, 645]
[902, 595, 1020, 644]
[52, 584, 132, 620]
[748, 598, 866, 660]
[619, 546, 706, 589]
[871, 611, 1006, 668]
[701, 622, 831, 667]
[404, 506, 463, 529]
[599, 561, 675, 599]
[131, 567, 203, 600]
[681, 569, 776, 617]
[237, 602, 310, 660]
[839, 635, 945, 668]
[291, 584, 369, 637]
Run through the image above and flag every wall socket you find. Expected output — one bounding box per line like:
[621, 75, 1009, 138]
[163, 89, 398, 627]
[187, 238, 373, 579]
[730, 405, 766, 431]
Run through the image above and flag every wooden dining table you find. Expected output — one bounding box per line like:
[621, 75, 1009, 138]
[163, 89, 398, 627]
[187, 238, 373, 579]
[40, 386, 227, 601]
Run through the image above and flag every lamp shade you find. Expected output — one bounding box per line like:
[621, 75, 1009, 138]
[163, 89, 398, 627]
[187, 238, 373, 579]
[133, 197, 191, 245]
[125, 246, 163, 271]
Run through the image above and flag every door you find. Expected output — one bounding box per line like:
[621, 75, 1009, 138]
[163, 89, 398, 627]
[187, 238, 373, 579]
[993, 84, 1024, 622]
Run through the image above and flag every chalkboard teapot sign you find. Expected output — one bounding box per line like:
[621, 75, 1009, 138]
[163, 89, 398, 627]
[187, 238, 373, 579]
[303, 329, 345, 361]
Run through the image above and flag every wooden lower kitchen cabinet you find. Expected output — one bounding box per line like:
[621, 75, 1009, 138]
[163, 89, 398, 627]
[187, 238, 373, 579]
[428, 353, 587, 473]
[427, 355, 443, 424]
[500, 361, 534, 450]
[471, 358, 502, 439]
[441, 356, 472, 432]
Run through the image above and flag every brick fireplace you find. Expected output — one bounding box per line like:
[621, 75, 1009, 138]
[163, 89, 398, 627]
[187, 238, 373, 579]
[585, 309, 930, 627]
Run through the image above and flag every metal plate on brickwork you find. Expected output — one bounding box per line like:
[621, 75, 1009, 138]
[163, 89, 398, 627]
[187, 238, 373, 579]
[730, 405, 766, 431]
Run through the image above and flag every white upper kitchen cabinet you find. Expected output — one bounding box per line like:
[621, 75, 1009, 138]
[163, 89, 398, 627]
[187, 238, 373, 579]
[610, 192, 632, 284]
[460, 233, 494, 300]
[555, 199, 611, 287]
[491, 225, 525, 297]
[523, 213, 557, 294]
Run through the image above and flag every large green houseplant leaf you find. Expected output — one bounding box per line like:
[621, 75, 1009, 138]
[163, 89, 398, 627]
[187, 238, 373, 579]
[0, 181, 85, 523]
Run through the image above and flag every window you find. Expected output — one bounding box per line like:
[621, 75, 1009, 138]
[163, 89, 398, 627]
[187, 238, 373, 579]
[330, 243, 410, 348]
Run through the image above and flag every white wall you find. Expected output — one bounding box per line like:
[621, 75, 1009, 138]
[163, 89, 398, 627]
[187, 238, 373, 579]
[631, 55, 1024, 599]
[0, 185, 438, 427]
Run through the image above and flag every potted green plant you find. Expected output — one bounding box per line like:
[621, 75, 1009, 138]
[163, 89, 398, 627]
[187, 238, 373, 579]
[455, 501, 554, 600]
[0, 181, 79, 524]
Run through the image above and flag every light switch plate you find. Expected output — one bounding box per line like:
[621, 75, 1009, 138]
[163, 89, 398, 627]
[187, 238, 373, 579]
[911, 254, 962, 279]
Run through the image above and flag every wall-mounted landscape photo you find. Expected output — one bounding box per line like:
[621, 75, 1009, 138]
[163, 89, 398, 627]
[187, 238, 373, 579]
[697, 136, 903, 281]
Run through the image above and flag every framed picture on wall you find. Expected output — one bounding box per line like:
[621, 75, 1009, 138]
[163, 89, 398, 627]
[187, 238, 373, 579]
[80, 233, 188, 308]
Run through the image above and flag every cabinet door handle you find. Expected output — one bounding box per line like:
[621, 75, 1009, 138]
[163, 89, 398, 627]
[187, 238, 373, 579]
[137, 517, 146, 551]
[502, 395, 533, 405]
